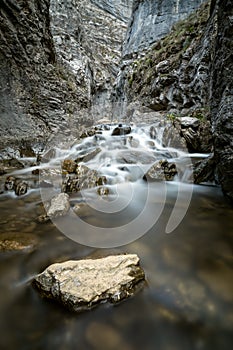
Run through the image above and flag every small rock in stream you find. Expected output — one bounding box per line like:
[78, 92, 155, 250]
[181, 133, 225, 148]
[14, 181, 28, 196]
[47, 193, 70, 218]
[112, 124, 131, 136]
[33, 254, 145, 312]
[4, 176, 16, 191]
[37, 193, 70, 222]
[144, 160, 177, 181]
[4, 176, 28, 195]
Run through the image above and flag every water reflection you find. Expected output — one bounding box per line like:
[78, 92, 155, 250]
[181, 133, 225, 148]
[0, 183, 232, 349]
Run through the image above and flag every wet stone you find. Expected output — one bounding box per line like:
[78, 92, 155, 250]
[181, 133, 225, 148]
[14, 181, 28, 196]
[149, 125, 157, 139]
[47, 193, 70, 218]
[97, 186, 109, 196]
[116, 150, 156, 164]
[33, 254, 145, 312]
[5, 176, 16, 191]
[193, 154, 215, 184]
[62, 165, 106, 193]
[75, 147, 101, 163]
[112, 124, 131, 136]
[62, 159, 77, 173]
[4, 176, 28, 195]
[0, 158, 24, 170]
[143, 160, 177, 181]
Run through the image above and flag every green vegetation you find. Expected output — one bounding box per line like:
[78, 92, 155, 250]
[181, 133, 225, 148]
[126, 1, 211, 101]
[166, 112, 179, 121]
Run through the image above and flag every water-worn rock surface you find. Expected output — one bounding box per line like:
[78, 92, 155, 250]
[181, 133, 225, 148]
[34, 254, 145, 311]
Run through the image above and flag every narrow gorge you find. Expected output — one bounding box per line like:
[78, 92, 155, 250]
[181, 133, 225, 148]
[0, 1, 232, 349]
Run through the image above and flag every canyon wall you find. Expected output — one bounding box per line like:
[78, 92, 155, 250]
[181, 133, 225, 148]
[123, 0, 207, 57]
[210, 0, 233, 201]
[0, 0, 133, 154]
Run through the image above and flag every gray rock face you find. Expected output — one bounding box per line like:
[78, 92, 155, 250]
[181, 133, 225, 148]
[124, 2, 212, 117]
[0, 0, 132, 153]
[34, 254, 145, 311]
[91, 0, 133, 22]
[123, 0, 207, 56]
[210, 0, 233, 201]
[50, 0, 131, 120]
[193, 154, 215, 184]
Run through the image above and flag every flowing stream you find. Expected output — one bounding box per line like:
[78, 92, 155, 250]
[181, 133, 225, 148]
[0, 122, 232, 350]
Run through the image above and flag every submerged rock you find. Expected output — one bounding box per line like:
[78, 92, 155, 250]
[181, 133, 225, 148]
[0, 232, 37, 252]
[144, 160, 177, 181]
[34, 254, 145, 312]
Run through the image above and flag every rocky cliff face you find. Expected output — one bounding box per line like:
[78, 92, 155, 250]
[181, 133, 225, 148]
[120, 0, 233, 201]
[210, 0, 233, 201]
[123, 0, 206, 57]
[0, 0, 132, 155]
[50, 0, 132, 120]
[91, 0, 133, 22]
[122, 2, 212, 117]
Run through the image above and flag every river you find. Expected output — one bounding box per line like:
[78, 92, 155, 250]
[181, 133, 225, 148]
[0, 122, 232, 350]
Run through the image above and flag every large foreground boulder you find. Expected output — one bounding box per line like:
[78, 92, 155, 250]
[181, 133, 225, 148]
[34, 254, 145, 312]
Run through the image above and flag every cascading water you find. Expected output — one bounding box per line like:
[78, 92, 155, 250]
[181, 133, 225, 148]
[3, 121, 211, 247]
[0, 120, 232, 350]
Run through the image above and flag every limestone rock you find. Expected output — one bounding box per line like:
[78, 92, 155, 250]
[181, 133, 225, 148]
[144, 160, 177, 181]
[34, 254, 145, 311]
[14, 181, 28, 196]
[193, 154, 215, 184]
[62, 164, 107, 193]
[62, 160, 77, 174]
[116, 150, 156, 164]
[47, 193, 70, 218]
[4, 176, 28, 195]
[112, 124, 132, 136]
[123, 0, 206, 56]
[178, 117, 200, 129]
